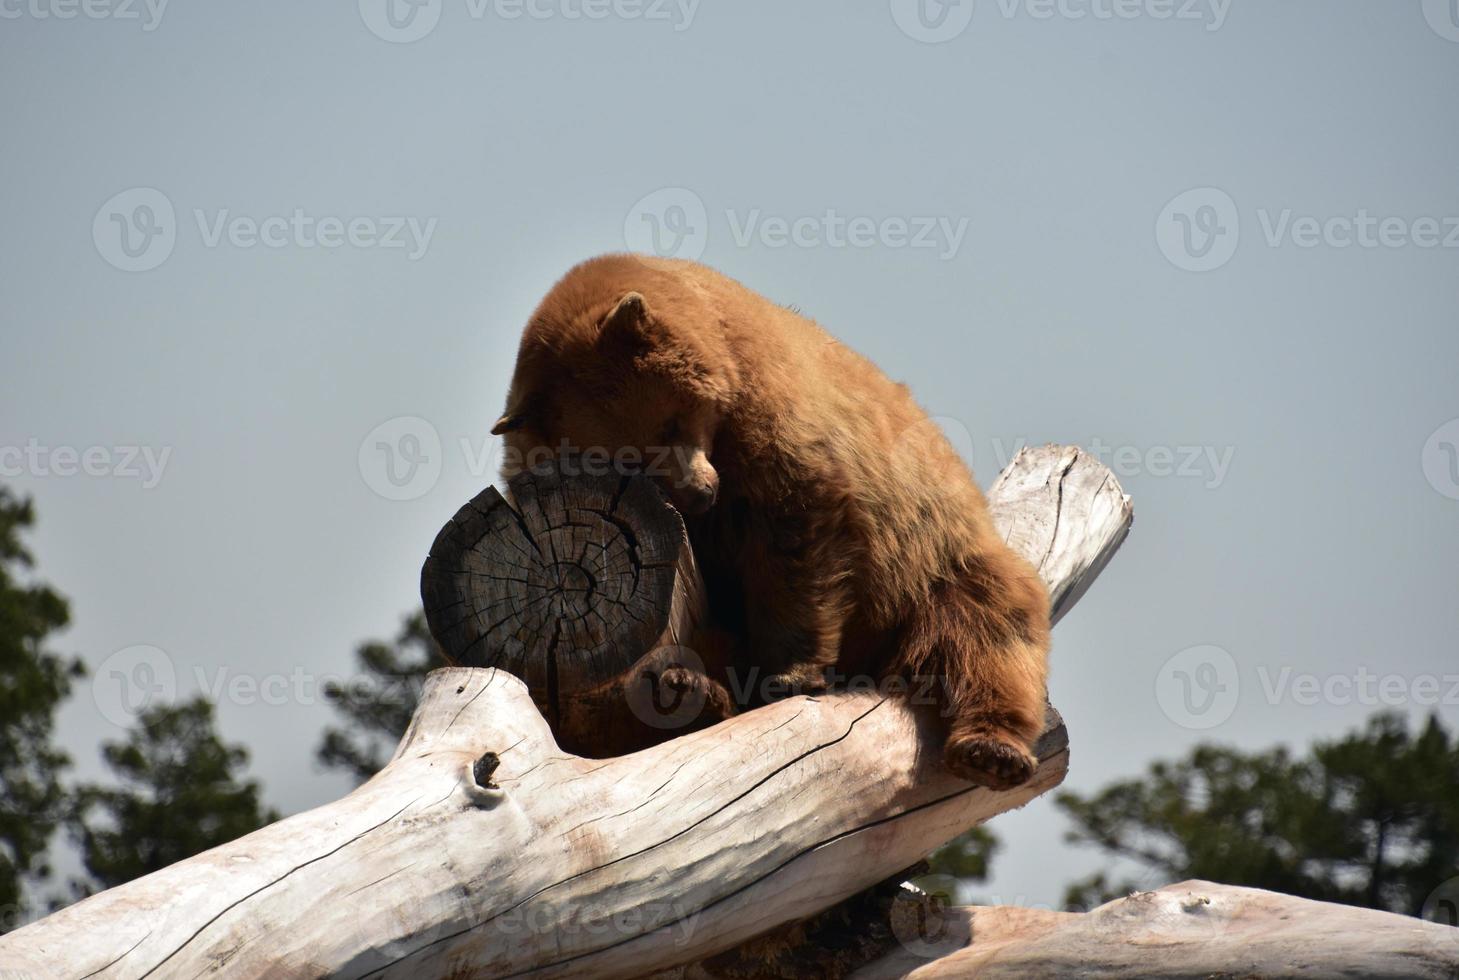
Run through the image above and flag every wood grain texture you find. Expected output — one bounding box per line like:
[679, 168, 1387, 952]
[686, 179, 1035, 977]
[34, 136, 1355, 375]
[989, 445, 1133, 627]
[422, 469, 694, 695]
[422, 469, 718, 756]
[0, 445, 1129, 979]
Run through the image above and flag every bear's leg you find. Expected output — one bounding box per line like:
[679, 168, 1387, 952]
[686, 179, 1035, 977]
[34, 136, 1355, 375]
[898, 562, 1050, 790]
[740, 551, 852, 704]
[556, 664, 738, 758]
[939, 655, 1045, 790]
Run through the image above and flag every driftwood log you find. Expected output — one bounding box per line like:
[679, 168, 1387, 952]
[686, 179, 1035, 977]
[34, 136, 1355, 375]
[3, 445, 1451, 977]
[849, 880, 1459, 979]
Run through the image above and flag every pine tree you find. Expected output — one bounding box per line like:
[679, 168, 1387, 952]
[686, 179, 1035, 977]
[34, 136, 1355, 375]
[1057, 712, 1459, 916]
[69, 697, 279, 890]
[0, 487, 83, 928]
[317, 612, 444, 783]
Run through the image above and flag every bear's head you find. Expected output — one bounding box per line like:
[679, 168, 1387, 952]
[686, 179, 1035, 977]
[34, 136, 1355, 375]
[493, 286, 737, 516]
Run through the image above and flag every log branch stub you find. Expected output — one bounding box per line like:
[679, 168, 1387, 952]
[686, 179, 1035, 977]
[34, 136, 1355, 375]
[990, 444, 1133, 626]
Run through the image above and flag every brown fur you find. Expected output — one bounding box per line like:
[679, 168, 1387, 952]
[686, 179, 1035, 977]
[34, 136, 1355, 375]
[494, 254, 1050, 788]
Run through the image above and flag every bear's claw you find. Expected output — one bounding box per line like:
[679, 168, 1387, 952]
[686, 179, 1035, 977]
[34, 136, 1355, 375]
[943, 732, 1037, 790]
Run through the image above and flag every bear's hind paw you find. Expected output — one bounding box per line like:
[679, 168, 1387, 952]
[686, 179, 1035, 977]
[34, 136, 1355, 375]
[943, 731, 1037, 790]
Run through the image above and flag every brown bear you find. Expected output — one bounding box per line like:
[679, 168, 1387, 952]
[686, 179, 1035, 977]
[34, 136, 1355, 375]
[491, 254, 1050, 789]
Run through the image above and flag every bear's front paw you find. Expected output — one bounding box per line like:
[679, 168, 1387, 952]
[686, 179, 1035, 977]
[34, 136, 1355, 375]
[760, 666, 830, 701]
[943, 731, 1037, 790]
[657, 665, 738, 724]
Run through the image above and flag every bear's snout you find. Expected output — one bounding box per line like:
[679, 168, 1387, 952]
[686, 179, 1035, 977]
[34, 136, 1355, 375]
[665, 446, 719, 515]
[678, 481, 718, 515]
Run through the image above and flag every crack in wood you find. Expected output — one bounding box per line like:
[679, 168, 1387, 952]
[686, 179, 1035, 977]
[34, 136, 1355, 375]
[137, 797, 424, 979]
[362, 698, 894, 974]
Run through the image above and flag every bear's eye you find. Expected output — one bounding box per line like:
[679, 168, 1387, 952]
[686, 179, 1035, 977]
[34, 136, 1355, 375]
[660, 419, 682, 443]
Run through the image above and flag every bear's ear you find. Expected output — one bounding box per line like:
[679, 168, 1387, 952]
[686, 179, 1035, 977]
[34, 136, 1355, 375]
[492, 385, 545, 435]
[597, 291, 650, 345]
[490, 412, 525, 435]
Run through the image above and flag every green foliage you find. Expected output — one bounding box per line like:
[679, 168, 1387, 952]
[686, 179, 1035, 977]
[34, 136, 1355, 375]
[0, 487, 83, 925]
[317, 612, 444, 783]
[69, 697, 279, 890]
[927, 825, 1000, 885]
[1057, 712, 1459, 915]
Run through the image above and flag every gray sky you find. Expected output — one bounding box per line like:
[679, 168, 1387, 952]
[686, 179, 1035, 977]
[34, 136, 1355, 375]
[2, 0, 1457, 911]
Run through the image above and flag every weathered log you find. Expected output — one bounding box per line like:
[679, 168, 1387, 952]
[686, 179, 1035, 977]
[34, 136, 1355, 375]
[0, 445, 1125, 978]
[421, 468, 726, 756]
[849, 880, 1459, 979]
[987, 443, 1133, 627]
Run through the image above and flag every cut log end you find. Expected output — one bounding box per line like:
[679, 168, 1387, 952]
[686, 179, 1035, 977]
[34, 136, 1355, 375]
[421, 469, 697, 705]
